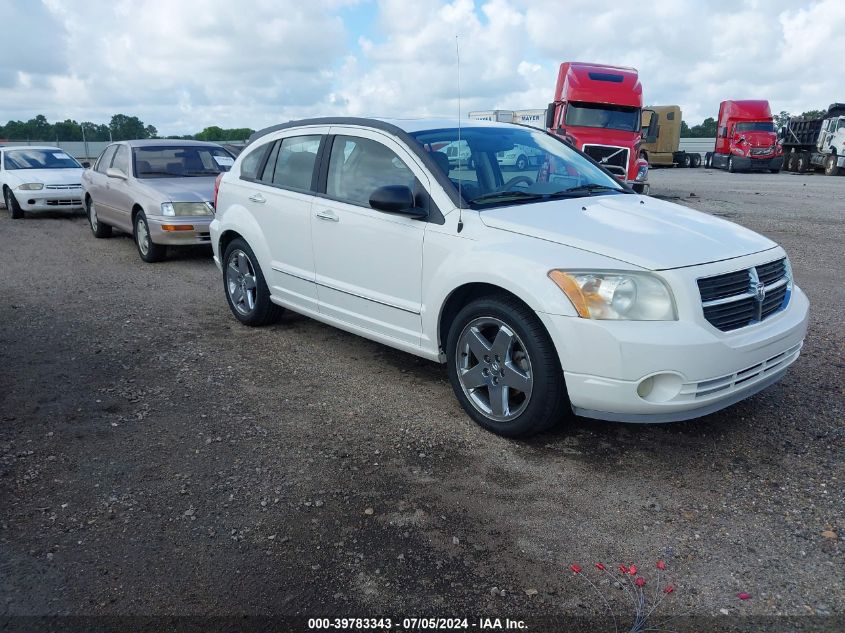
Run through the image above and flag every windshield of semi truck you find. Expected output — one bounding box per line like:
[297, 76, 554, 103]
[410, 125, 627, 209]
[564, 103, 641, 132]
[735, 122, 775, 133]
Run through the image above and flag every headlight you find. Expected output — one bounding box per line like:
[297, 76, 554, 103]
[161, 202, 214, 216]
[548, 270, 677, 321]
[18, 183, 44, 190]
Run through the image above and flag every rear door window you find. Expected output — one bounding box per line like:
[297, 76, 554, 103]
[267, 135, 321, 192]
[239, 142, 272, 180]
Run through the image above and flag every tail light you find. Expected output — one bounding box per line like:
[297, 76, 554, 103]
[213, 172, 223, 212]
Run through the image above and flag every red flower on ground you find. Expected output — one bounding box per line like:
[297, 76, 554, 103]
[595, 563, 606, 571]
[618, 564, 628, 574]
[664, 585, 674, 594]
[635, 577, 646, 588]
[569, 564, 582, 574]
[657, 560, 666, 570]
[628, 564, 638, 576]
[738, 592, 751, 600]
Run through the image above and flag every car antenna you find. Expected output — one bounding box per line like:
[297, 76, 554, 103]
[455, 34, 464, 234]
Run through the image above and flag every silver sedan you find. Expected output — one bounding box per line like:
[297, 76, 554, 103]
[81, 140, 234, 262]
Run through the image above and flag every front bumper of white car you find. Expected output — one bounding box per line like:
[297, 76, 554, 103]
[537, 258, 810, 423]
[15, 186, 84, 211]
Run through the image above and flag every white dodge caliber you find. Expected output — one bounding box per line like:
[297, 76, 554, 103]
[210, 118, 809, 437]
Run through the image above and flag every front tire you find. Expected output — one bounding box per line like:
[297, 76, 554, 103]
[86, 197, 112, 238]
[134, 211, 166, 263]
[4, 188, 23, 219]
[824, 154, 841, 176]
[727, 156, 736, 173]
[446, 296, 567, 437]
[222, 238, 284, 326]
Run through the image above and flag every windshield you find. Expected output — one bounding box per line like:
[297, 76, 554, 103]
[3, 149, 82, 170]
[133, 146, 235, 178]
[564, 103, 641, 132]
[735, 122, 775, 133]
[410, 126, 626, 209]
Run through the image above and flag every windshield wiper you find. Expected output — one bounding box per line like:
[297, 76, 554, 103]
[471, 190, 548, 204]
[554, 184, 629, 195]
[184, 170, 220, 176]
[139, 171, 180, 177]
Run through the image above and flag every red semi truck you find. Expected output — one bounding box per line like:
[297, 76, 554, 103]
[704, 100, 783, 173]
[544, 62, 652, 193]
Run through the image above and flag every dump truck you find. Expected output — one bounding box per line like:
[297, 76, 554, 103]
[640, 106, 701, 168]
[780, 103, 845, 175]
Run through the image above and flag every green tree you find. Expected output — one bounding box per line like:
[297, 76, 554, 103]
[109, 114, 150, 140]
[773, 111, 791, 129]
[685, 117, 717, 138]
[53, 119, 83, 141]
[194, 125, 225, 141]
[144, 124, 158, 139]
[799, 109, 826, 120]
[680, 120, 691, 136]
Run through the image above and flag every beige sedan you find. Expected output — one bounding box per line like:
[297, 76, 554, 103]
[81, 140, 234, 262]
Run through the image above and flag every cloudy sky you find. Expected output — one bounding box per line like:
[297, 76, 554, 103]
[2, 0, 844, 135]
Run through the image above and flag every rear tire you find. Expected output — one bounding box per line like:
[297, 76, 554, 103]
[683, 153, 692, 168]
[446, 295, 567, 437]
[796, 153, 808, 173]
[86, 197, 112, 238]
[786, 153, 797, 172]
[691, 153, 701, 168]
[4, 188, 24, 219]
[223, 238, 284, 326]
[134, 211, 166, 263]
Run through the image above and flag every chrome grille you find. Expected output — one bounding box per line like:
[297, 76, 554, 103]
[46, 198, 82, 206]
[750, 148, 773, 156]
[697, 258, 790, 331]
[46, 184, 82, 190]
[583, 145, 629, 177]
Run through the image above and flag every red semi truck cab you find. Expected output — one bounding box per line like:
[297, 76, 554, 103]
[705, 100, 783, 173]
[545, 62, 651, 193]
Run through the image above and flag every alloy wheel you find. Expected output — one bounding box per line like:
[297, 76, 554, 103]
[136, 217, 150, 256]
[455, 317, 533, 422]
[226, 250, 258, 316]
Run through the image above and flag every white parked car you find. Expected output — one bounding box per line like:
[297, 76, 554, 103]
[496, 143, 543, 170]
[0, 145, 86, 218]
[210, 117, 809, 437]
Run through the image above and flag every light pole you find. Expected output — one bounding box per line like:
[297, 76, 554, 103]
[81, 122, 89, 160]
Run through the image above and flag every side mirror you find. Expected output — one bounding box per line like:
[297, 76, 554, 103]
[369, 185, 427, 219]
[81, 161, 91, 168]
[545, 103, 556, 129]
[106, 167, 127, 179]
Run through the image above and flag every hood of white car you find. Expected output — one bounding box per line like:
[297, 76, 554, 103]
[7, 168, 84, 186]
[140, 176, 216, 202]
[478, 194, 777, 270]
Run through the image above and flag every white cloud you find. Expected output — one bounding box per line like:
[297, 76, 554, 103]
[0, 0, 843, 135]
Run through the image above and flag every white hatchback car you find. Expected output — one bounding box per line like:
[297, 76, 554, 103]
[1, 145, 86, 218]
[210, 117, 809, 437]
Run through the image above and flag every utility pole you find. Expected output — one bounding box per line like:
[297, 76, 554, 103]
[81, 123, 89, 160]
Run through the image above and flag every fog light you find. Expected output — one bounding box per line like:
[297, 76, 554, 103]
[162, 224, 194, 231]
[636, 373, 683, 403]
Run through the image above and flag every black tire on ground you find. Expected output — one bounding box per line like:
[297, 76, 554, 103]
[704, 152, 712, 168]
[770, 169, 780, 174]
[785, 153, 797, 172]
[446, 295, 568, 438]
[222, 237, 284, 327]
[824, 154, 841, 176]
[727, 156, 736, 173]
[683, 153, 692, 168]
[133, 210, 166, 263]
[4, 187, 24, 219]
[691, 153, 701, 168]
[86, 197, 112, 238]
[796, 153, 808, 173]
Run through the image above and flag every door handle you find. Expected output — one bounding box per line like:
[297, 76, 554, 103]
[315, 210, 339, 222]
[248, 193, 266, 203]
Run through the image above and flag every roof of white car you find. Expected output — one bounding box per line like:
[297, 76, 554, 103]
[1, 145, 62, 151]
[370, 117, 514, 133]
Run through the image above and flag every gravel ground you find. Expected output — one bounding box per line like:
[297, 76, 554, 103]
[1, 168, 843, 631]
